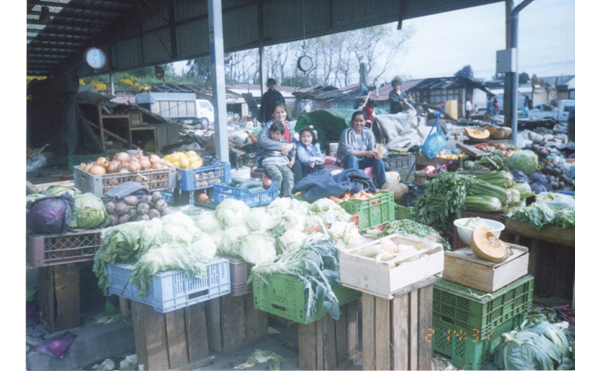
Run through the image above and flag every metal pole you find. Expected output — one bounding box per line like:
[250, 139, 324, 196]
[109, 73, 115, 96]
[208, 0, 229, 163]
[510, 10, 519, 147]
[259, 45, 265, 96]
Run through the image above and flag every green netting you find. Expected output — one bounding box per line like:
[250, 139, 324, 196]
[294, 108, 387, 149]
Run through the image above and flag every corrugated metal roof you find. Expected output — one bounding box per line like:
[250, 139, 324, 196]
[27, 0, 504, 77]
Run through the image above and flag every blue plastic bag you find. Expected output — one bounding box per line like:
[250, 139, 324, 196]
[421, 126, 446, 159]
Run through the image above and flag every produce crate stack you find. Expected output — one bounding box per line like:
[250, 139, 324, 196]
[339, 190, 394, 231]
[431, 275, 534, 370]
[339, 234, 445, 370]
[213, 179, 279, 207]
[73, 165, 176, 197]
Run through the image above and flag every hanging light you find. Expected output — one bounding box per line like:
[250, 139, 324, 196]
[39, 6, 51, 23]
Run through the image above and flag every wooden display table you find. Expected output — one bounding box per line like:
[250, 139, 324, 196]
[505, 218, 575, 247]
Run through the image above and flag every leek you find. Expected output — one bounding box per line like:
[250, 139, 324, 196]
[468, 181, 513, 205]
[476, 170, 515, 188]
[510, 182, 535, 199]
[465, 195, 504, 213]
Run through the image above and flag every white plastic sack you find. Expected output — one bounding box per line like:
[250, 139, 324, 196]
[535, 192, 575, 210]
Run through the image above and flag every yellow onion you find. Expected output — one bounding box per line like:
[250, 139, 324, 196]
[139, 157, 151, 170]
[107, 161, 122, 174]
[88, 164, 107, 175]
[96, 156, 110, 167]
[151, 162, 166, 170]
[114, 152, 130, 162]
[149, 154, 161, 163]
[128, 160, 142, 172]
[119, 168, 130, 173]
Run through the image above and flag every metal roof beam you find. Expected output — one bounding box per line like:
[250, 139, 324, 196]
[28, 10, 115, 23]
[28, 18, 105, 29]
[28, 35, 87, 43]
[28, 27, 95, 37]
[27, 0, 127, 14]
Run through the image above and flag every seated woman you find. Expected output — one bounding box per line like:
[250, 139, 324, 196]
[336, 111, 387, 188]
[255, 102, 303, 184]
[296, 126, 324, 177]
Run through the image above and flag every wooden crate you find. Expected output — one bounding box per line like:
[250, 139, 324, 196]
[38, 263, 81, 331]
[362, 276, 437, 370]
[339, 234, 444, 299]
[505, 218, 575, 247]
[131, 301, 211, 371]
[298, 301, 360, 370]
[443, 244, 529, 293]
[205, 293, 268, 355]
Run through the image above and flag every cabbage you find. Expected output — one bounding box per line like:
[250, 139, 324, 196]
[529, 172, 548, 186]
[239, 233, 277, 265]
[494, 330, 562, 370]
[506, 150, 539, 175]
[246, 208, 277, 233]
[210, 229, 225, 248]
[196, 211, 222, 234]
[270, 210, 306, 238]
[42, 185, 81, 198]
[328, 222, 361, 249]
[68, 193, 111, 230]
[214, 199, 250, 229]
[219, 226, 248, 256]
[308, 198, 351, 224]
[304, 215, 325, 229]
[267, 197, 309, 215]
[27, 193, 74, 234]
[26, 193, 47, 204]
[277, 230, 308, 254]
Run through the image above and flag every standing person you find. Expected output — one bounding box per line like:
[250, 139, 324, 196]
[388, 77, 408, 114]
[337, 111, 387, 189]
[296, 127, 324, 177]
[257, 102, 304, 184]
[493, 98, 500, 116]
[362, 99, 376, 129]
[251, 122, 295, 197]
[465, 97, 473, 120]
[524, 95, 533, 110]
[486, 95, 494, 117]
[257, 78, 285, 124]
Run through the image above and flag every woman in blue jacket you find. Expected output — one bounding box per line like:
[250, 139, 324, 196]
[336, 111, 387, 188]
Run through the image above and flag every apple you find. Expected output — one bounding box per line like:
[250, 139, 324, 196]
[263, 178, 272, 190]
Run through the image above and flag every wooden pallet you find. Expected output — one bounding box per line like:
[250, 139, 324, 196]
[38, 263, 81, 331]
[362, 276, 436, 370]
[205, 293, 268, 355]
[131, 301, 211, 371]
[298, 300, 360, 370]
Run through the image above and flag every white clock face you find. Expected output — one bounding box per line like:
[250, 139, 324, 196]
[298, 56, 313, 72]
[84, 48, 106, 69]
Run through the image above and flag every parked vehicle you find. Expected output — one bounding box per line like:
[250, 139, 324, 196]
[195, 99, 215, 125]
[527, 99, 575, 123]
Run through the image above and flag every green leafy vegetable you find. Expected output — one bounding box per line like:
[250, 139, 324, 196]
[234, 349, 289, 370]
[463, 150, 506, 170]
[381, 219, 451, 250]
[494, 330, 562, 370]
[506, 202, 574, 230]
[68, 193, 111, 230]
[506, 150, 539, 175]
[42, 185, 81, 198]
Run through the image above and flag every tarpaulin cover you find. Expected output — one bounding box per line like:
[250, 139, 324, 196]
[372, 110, 429, 152]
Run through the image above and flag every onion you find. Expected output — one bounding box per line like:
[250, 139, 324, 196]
[149, 154, 161, 163]
[80, 163, 92, 172]
[128, 161, 142, 172]
[139, 158, 151, 170]
[89, 164, 107, 175]
[120, 160, 130, 167]
[107, 161, 122, 174]
[96, 157, 110, 167]
[115, 152, 130, 162]
[151, 162, 165, 170]
[119, 168, 130, 173]
[136, 148, 143, 159]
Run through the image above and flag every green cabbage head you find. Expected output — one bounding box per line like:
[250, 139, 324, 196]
[506, 150, 539, 175]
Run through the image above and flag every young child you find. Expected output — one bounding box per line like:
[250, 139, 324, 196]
[296, 126, 324, 177]
[252, 122, 295, 197]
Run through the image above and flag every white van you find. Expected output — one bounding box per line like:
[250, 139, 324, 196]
[196, 99, 214, 125]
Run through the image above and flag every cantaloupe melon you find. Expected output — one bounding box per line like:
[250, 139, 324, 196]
[465, 128, 490, 140]
[469, 225, 508, 263]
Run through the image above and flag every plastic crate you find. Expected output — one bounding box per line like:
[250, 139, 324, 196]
[252, 273, 362, 325]
[226, 256, 253, 296]
[339, 190, 394, 231]
[68, 153, 108, 170]
[106, 257, 230, 313]
[394, 205, 414, 220]
[432, 312, 528, 370]
[213, 180, 279, 207]
[162, 191, 194, 206]
[175, 162, 231, 191]
[26, 229, 103, 268]
[385, 153, 415, 172]
[432, 275, 534, 334]
[73, 166, 176, 197]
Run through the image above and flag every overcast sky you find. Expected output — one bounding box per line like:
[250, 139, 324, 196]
[386, 0, 575, 80]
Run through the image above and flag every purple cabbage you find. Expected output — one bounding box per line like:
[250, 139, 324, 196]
[529, 172, 548, 186]
[510, 169, 530, 183]
[26, 193, 74, 234]
[530, 182, 548, 194]
[31, 331, 77, 359]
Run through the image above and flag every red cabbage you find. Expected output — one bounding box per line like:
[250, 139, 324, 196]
[529, 172, 548, 186]
[31, 331, 77, 359]
[530, 182, 548, 194]
[26, 193, 74, 234]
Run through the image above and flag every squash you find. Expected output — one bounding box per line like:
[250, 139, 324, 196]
[487, 126, 512, 139]
[469, 225, 508, 263]
[465, 128, 490, 140]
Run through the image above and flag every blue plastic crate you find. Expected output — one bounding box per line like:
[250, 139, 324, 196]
[162, 191, 195, 206]
[106, 257, 230, 313]
[213, 180, 279, 207]
[175, 162, 231, 191]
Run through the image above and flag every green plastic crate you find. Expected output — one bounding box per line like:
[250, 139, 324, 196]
[340, 190, 394, 231]
[252, 273, 361, 325]
[432, 312, 528, 370]
[68, 153, 108, 170]
[432, 275, 534, 334]
[394, 205, 414, 220]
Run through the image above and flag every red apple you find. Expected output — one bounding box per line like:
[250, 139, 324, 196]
[263, 178, 272, 190]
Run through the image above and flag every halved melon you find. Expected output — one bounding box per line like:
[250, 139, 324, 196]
[465, 128, 490, 140]
[487, 126, 512, 139]
[469, 225, 508, 263]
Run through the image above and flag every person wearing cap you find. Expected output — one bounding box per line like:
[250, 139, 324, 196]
[258, 78, 285, 124]
[388, 77, 408, 114]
